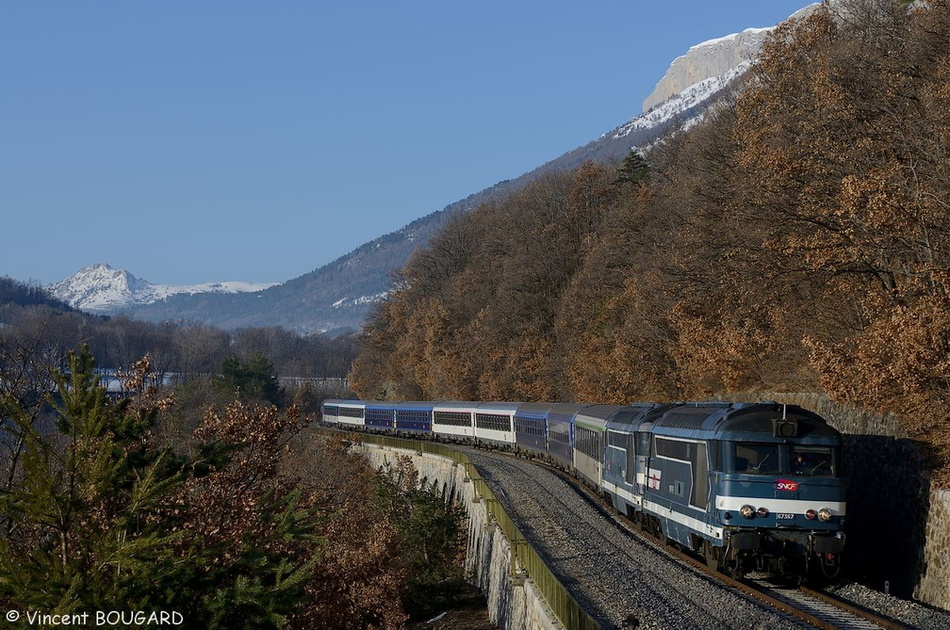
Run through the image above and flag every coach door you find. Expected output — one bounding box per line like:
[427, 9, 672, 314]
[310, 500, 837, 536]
[635, 431, 650, 495]
[691, 442, 708, 510]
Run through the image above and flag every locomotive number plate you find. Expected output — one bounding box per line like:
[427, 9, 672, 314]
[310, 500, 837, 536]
[776, 513, 795, 521]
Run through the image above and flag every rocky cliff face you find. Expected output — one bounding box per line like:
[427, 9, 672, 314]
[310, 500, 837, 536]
[642, 4, 820, 113]
[642, 28, 772, 113]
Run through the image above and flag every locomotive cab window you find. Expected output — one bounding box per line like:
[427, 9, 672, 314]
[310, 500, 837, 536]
[791, 446, 837, 477]
[731, 443, 780, 475]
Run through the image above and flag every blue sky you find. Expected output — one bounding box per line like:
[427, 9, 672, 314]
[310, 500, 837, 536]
[2, 1, 811, 286]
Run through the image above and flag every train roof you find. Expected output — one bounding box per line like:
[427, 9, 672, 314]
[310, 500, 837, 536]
[514, 402, 554, 418]
[574, 404, 627, 427]
[477, 401, 521, 414]
[321, 399, 364, 407]
[650, 402, 840, 440]
[605, 403, 665, 429]
[393, 401, 437, 411]
[432, 401, 480, 412]
[363, 401, 397, 410]
[547, 403, 590, 423]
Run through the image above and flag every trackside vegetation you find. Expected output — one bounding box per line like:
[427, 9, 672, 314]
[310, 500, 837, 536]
[0, 346, 468, 629]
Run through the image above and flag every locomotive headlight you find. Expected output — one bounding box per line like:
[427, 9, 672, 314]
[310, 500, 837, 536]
[805, 509, 817, 520]
[818, 508, 833, 522]
[740, 504, 756, 519]
[756, 507, 770, 518]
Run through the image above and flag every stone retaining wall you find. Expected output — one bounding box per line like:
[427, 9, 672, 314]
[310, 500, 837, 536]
[356, 443, 564, 630]
[915, 489, 950, 608]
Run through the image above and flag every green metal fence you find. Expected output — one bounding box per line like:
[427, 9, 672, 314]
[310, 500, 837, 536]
[321, 430, 603, 630]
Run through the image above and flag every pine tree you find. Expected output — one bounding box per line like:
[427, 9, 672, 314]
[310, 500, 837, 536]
[617, 149, 650, 185]
[217, 353, 283, 407]
[0, 347, 324, 626]
[0, 346, 188, 614]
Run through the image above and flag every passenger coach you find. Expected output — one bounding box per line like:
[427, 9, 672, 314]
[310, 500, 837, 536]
[431, 401, 477, 439]
[321, 399, 365, 427]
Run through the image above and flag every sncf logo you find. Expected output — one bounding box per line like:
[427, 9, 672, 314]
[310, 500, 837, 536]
[776, 479, 799, 491]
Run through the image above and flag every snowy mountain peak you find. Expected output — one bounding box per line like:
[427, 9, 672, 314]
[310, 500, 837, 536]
[642, 28, 772, 113]
[641, 4, 820, 113]
[50, 263, 277, 312]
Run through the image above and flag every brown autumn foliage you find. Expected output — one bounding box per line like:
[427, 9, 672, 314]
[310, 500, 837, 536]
[350, 0, 950, 484]
[161, 383, 411, 628]
[287, 435, 409, 630]
[729, 1, 950, 482]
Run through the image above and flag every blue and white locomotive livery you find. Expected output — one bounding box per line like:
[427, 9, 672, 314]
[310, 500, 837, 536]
[321, 398, 846, 580]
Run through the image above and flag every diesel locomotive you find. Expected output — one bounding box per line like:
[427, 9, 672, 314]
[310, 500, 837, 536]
[321, 398, 846, 581]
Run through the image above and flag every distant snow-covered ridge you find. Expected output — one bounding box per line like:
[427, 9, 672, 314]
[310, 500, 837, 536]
[50, 263, 277, 312]
[330, 292, 390, 309]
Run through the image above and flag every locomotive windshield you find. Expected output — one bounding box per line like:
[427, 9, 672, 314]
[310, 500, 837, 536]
[790, 446, 837, 476]
[728, 442, 839, 476]
[734, 443, 780, 474]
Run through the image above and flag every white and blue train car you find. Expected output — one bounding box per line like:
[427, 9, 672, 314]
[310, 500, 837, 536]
[572, 405, 624, 491]
[545, 403, 589, 470]
[431, 401, 478, 440]
[473, 402, 518, 446]
[364, 401, 396, 430]
[321, 399, 366, 428]
[632, 402, 846, 578]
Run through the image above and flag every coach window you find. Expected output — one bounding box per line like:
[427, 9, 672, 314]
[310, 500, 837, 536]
[732, 443, 780, 475]
[549, 426, 569, 445]
[477, 413, 511, 433]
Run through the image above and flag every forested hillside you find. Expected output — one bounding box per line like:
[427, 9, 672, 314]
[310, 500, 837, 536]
[0, 277, 75, 311]
[350, 1, 950, 483]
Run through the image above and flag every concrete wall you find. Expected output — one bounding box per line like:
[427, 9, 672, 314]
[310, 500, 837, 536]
[356, 444, 564, 630]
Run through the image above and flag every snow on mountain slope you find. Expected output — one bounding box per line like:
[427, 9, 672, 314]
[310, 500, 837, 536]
[50, 263, 276, 312]
[641, 4, 819, 114]
[614, 61, 750, 141]
[641, 28, 771, 113]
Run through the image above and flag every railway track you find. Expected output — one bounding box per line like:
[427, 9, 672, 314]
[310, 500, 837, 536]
[463, 447, 801, 629]
[750, 581, 909, 630]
